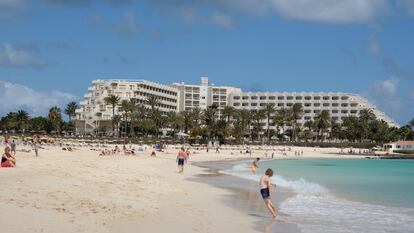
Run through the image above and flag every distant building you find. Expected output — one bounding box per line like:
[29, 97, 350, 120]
[170, 77, 241, 117]
[74, 79, 178, 134]
[229, 92, 398, 127]
[75, 77, 398, 134]
[384, 141, 414, 154]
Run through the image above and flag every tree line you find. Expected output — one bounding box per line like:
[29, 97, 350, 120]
[1, 95, 413, 145]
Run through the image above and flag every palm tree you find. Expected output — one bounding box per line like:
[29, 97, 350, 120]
[290, 103, 303, 141]
[15, 110, 30, 132]
[263, 104, 275, 144]
[314, 110, 331, 142]
[358, 108, 376, 141]
[104, 95, 121, 117]
[222, 106, 235, 123]
[342, 116, 360, 142]
[273, 108, 289, 140]
[146, 95, 159, 110]
[236, 109, 251, 140]
[251, 109, 266, 141]
[167, 111, 184, 137]
[191, 107, 202, 126]
[104, 95, 120, 134]
[129, 104, 147, 136]
[111, 115, 122, 137]
[203, 105, 218, 139]
[48, 106, 62, 133]
[181, 111, 193, 133]
[64, 101, 78, 122]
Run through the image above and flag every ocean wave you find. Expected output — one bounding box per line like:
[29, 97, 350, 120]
[221, 163, 328, 196]
[281, 195, 414, 233]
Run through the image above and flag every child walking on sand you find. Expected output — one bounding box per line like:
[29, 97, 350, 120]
[260, 168, 277, 218]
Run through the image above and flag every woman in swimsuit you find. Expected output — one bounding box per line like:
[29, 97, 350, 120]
[1, 147, 16, 167]
[176, 147, 188, 173]
[260, 168, 276, 218]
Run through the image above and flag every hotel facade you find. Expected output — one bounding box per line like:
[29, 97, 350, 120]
[75, 77, 398, 134]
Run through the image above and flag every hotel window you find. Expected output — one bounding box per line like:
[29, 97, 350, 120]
[251, 96, 258, 100]
[269, 96, 276, 100]
[350, 110, 357, 114]
[278, 96, 284, 100]
[278, 103, 284, 107]
[296, 96, 303, 100]
[314, 96, 321, 100]
[287, 96, 293, 100]
[304, 116, 311, 120]
[332, 103, 339, 107]
[260, 103, 267, 106]
[332, 110, 339, 114]
[332, 96, 339, 100]
[305, 96, 311, 100]
[260, 96, 267, 100]
[341, 103, 348, 107]
[233, 96, 240, 100]
[304, 103, 311, 107]
[341, 96, 349, 100]
[287, 103, 293, 107]
[251, 103, 258, 106]
[350, 103, 358, 107]
[242, 103, 249, 106]
[314, 110, 321, 114]
[233, 103, 240, 106]
[323, 96, 329, 100]
[341, 110, 348, 114]
[305, 110, 311, 113]
[242, 96, 249, 100]
[314, 103, 321, 107]
[323, 103, 329, 107]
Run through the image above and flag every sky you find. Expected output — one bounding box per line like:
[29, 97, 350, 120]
[0, 0, 413, 125]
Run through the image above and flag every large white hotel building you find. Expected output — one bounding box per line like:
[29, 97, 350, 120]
[75, 77, 398, 133]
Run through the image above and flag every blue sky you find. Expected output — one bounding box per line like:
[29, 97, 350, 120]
[0, 0, 413, 124]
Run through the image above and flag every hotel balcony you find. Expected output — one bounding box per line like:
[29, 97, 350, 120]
[84, 93, 92, 98]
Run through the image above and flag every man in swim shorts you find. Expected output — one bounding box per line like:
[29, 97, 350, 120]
[260, 168, 276, 218]
[176, 147, 188, 173]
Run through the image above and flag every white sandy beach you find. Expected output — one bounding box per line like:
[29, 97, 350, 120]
[0, 144, 366, 233]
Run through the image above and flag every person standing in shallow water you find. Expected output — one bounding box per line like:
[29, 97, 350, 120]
[176, 147, 188, 173]
[260, 168, 277, 218]
[252, 157, 260, 173]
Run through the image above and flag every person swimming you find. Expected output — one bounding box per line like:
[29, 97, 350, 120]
[252, 157, 260, 173]
[260, 168, 276, 218]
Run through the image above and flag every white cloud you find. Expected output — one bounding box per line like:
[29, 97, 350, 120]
[112, 11, 139, 37]
[0, 0, 27, 18]
[396, 0, 414, 16]
[210, 11, 236, 29]
[362, 78, 406, 124]
[372, 78, 399, 95]
[149, 0, 389, 24]
[0, 81, 76, 116]
[269, 0, 388, 24]
[0, 42, 48, 68]
[89, 12, 139, 38]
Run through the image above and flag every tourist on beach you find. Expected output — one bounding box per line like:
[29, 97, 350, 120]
[260, 168, 276, 218]
[33, 139, 39, 157]
[1, 147, 16, 167]
[186, 148, 190, 159]
[176, 147, 188, 173]
[252, 157, 260, 173]
[10, 140, 16, 155]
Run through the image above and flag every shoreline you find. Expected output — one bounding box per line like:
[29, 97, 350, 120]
[190, 160, 301, 233]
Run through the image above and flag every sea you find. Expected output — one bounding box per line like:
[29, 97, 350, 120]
[222, 159, 414, 233]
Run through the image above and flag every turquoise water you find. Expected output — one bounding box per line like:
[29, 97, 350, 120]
[260, 159, 414, 208]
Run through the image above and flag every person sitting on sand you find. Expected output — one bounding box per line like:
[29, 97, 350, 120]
[1, 147, 16, 167]
[176, 147, 188, 173]
[260, 168, 276, 218]
[252, 157, 260, 173]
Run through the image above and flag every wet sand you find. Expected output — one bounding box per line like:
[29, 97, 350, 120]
[191, 160, 301, 233]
